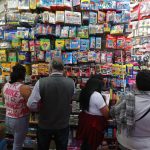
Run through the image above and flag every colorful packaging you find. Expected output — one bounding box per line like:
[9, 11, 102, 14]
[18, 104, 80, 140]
[8, 52, 17, 62]
[89, 24, 97, 35]
[106, 11, 116, 23]
[90, 37, 96, 49]
[77, 26, 89, 38]
[35, 40, 41, 50]
[30, 0, 36, 9]
[60, 26, 69, 38]
[51, 50, 62, 59]
[1, 63, 11, 76]
[0, 30, 4, 39]
[107, 52, 113, 63]
[40, 39, 50, 51]
[18, 51, 31, 64]
[32, 64, 38, 75]
[96, 37, 101, 49]
[72, 52, 78, 64]
[106, 35, 116, 49]
[73, 0, 80, 6]
[80, 39, 89, 51]
[49, 12, 56, 24]
[110, 25, 124, 35]
[96, 25, 104, 34]
[89, 12, 97, 24]
[88, 51, 96, 62]
[80, 65, 90, 77]
[72, 67, 80, 77]
[45, 51, 51, 63]
[36, 50, 45, 61]
[62, 52, 73, 64]
[18, 0, 30, 10]
[116, 2, 130, 11]
[125, 51, 131, 63]
[17, 27, 29, 39]
[82, 11, 90, 22]
[81, 0, 90, 10]
[115, 13, 122, 24]
[64, 66, 72, 76]
[29, 40, 35, 52]
[101, 51, 107, 64]
[117, 36, 125, 49]
[4, 30, 17, 41]
[0, 50, 7, 62]
[98, 11, 106, 23]
[95, 52, 101, 63]
[56, 11, 65, 23]
[125, 38, 132, 50]
[31, 51, 37, 62]
[122, 11, 130, 23]
[64, 0, 73, 8]
[124, 24, 132, 34]
[70, 38, 80, 50]
[65, 39, 70, 50]
[12, 39, 21, 49]
[22, 40, 29, 51]
[6, 12, 20, 25]
[78, 52, 88, 63]
[65, 11, 81, 25]
[69, 27, 76, 38]
[55, 25, 61, 37]
[90, 0, 99, 10]
[140, 1, 150, 19]
[90, 64, 96, 75]
[104, 23, 111, 33]
[55, 39, 65, 51]
[7, 0, 18, 9]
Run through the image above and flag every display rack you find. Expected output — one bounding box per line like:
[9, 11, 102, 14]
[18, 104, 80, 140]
[0, 0, 144, 149]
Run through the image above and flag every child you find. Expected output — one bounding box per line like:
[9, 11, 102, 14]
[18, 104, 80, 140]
[0, 124, 7, 150]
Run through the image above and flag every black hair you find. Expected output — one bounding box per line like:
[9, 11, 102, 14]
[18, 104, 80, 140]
[10, 64, 26, 84]
[136, 70, 150, 91]
[51, 57, 64, 71]
[90, 73, 104, 81]
[79, 78, 104, 111]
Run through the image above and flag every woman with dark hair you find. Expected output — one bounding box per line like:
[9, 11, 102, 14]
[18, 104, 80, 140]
[3, 64, 31, 150]
[77, 78, 109, 150]
[111, 70, 150, 150]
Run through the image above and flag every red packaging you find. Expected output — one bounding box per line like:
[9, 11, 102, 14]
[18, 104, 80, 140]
[117, 36, 125, 49]
[106, 35, 117, 49]
[125, 38, 133, 50]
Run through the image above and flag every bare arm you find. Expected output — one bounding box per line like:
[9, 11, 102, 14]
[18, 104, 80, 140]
[100, 105, 109, 119]
[20, 85, 32, 100]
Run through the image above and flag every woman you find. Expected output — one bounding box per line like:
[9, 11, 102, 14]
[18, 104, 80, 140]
[111, 70, 150, 150]
[3, 64, 31, 150]
[77, 78, 109, 150]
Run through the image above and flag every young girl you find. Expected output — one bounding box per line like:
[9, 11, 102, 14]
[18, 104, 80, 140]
[77, 78, 109, 150]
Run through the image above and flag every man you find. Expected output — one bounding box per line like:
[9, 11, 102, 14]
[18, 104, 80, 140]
[27, 57, 75, 150]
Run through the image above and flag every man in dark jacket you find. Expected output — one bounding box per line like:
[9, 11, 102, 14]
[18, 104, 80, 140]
[27, 57, 75, 150]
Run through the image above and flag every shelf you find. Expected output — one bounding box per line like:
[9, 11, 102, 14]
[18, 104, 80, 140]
[27, 133, 37, 137]
[29, 121, 38, 124]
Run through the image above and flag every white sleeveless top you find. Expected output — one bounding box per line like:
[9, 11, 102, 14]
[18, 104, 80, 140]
[3, 82, 29, 118]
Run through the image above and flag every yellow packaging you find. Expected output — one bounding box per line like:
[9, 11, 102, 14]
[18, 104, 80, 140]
[30, 0, 36, 9]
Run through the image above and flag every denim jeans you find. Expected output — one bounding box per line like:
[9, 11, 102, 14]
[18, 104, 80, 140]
[37, 126, 69, 150]
[5, 116, 29, 150]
